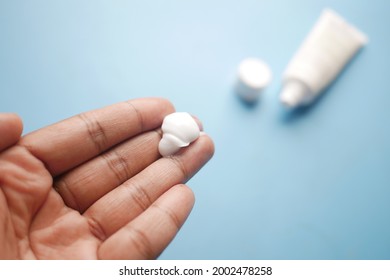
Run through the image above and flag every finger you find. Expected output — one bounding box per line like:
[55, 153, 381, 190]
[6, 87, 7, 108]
[54, 117, 203, 213]
[0, 113, 23, 151]
[54, 129, 162, 212]
[19, 98, 175, 176]
[98, 184, 195, 259]
[83, 134, 214, 240]
[0, 192, 19, 259]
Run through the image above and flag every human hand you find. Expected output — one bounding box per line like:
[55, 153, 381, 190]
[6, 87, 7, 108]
[0, 98, 214, 259]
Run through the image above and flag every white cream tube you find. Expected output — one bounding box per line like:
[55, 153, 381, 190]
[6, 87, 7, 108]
[280, 9, 368, 108]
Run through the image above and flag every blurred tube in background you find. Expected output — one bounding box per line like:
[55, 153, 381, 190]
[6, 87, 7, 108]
[280, 9, 368, 108]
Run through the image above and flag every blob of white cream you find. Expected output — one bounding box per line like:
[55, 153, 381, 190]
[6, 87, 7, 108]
[158, 112, 200, 157]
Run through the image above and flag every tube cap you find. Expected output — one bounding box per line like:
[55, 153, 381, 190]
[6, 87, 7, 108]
[236, 58, 272, 102]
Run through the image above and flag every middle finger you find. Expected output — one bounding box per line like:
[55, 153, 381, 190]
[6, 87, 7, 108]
[54, 129, 162, 212]
[83, 134, 214, 240]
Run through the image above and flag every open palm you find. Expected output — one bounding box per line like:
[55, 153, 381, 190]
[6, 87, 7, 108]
[0, 98, 214, 259]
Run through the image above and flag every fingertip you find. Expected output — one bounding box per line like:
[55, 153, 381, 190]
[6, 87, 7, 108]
[15, 114, 23, 136]
[197, 132, 215, 159]
[173, 184, 195, 209]
[0, 113, 23, 150]
[190, 115, 203, 131]
[174, 131, 215, 163]
[156, 184, 195, 228]
[4, 113, 23, 134]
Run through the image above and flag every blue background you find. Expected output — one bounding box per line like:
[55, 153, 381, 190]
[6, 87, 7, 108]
[1, 0, 389, 259]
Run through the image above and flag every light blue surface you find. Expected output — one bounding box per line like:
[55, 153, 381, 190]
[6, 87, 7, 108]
[1, 0, 389, 259]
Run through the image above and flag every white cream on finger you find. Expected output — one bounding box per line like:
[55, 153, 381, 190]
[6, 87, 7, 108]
[158, 112, 200, 157]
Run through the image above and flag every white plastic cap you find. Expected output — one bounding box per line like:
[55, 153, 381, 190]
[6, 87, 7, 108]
[236, 58, 272, 102]
[280, 80, 310, 108]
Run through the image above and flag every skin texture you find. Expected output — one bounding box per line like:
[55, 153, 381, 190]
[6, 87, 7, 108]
[0, 98, 214, 259]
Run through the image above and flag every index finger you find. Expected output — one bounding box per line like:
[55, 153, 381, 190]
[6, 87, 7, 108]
[19, 98, 175, 176]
